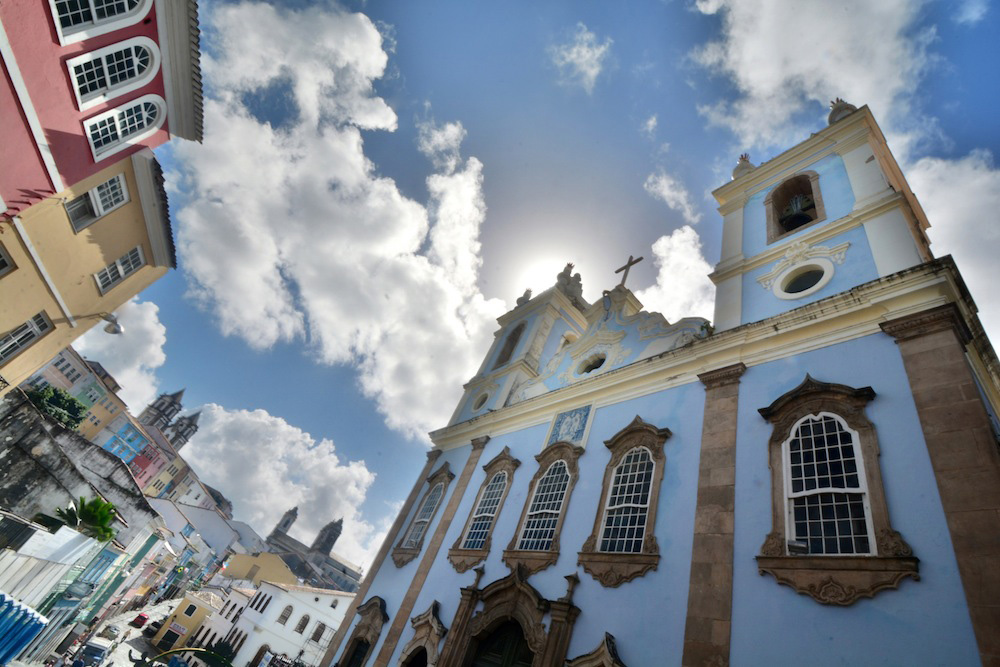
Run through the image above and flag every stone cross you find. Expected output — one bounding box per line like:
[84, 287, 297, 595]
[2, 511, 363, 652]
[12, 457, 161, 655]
[614, 254, 644, 287]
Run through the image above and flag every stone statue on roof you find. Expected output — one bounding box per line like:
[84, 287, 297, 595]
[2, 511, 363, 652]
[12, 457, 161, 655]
[556, 263, 587, 310]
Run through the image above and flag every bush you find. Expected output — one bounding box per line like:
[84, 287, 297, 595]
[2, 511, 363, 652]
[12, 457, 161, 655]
[25, 386, 87, 429]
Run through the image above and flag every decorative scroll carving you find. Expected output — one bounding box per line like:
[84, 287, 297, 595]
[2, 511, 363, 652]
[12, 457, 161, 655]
[448, 446, 521, 573]
[756, 240, 850, 290]
[756, 375, 919, 605]
[392, 463, 455, 568]
[566, 633, 627, 667]
[578, 416, 670, 587]
[503, 442, 584, 576]
[756, 556, 919, 606]
[398, 601, 448, 667]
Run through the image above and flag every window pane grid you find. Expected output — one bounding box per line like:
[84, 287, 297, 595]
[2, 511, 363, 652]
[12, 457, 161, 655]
[73, 59, 106, 96]
[600, 448, 654, 553]
[517, 461, 569, 551]
[792, 492, 870, 554]
[56, 0, 94, 28]
[94, 0, 136, 20]
[789, 415, 861, 493]
[89, 116, 119, 149]
[0, 313, 51, 361]
[105, 47, 139, 85]
[403, 483, 443, 548]
[96, 246, 143, 292]
[95, 176, 126, 212]
[462, 472, 507, 550]
[117, 101, 156, 137]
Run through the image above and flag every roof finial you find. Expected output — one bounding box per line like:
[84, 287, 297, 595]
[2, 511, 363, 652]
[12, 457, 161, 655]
[828, 98, 858, 125]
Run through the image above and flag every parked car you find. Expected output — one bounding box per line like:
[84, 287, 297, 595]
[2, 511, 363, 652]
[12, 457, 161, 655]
[78, 638, 112, 667]
[142, 619, 163, 637]
[129, 612, 149, 628]
[97, 625, 120, 640]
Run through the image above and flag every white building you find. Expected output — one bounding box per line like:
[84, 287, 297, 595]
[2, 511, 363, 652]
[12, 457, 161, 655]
[186, 586, 254, 665]
[223, 581, 353, 667]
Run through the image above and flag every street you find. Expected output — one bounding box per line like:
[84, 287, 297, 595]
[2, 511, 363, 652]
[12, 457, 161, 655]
[73, 599, 179, 667]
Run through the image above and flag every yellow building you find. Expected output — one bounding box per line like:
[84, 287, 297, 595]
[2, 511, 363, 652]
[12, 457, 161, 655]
[144, 456, 187, 497]
[0, 148, 174, 393]
[220, 552, 299, 587]
[151, 590, 223, 651]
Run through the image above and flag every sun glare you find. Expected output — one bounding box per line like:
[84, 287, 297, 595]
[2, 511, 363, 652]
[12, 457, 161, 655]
[515, 257, 566, 296]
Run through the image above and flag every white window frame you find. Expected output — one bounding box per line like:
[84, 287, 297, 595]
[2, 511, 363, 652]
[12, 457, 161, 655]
[402, 483, 444, 549]
[0, 312, 53, 364]
[516, 461, 570, 551]
[461, 471, 508, 550]
[0, 242, 15, 279]
[47, 0, 154, 46]
[65, 173, 130, 232]
[597, 446, 655, 554]
[66, 37, 160, 111]
[94, 245, 145, 294]
[782, 412, 876, 556]
[84, 94, 165, 162]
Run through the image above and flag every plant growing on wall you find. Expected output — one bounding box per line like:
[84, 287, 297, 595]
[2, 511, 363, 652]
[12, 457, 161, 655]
[55, 496, 117, 541]
[25, 386, 88, 429]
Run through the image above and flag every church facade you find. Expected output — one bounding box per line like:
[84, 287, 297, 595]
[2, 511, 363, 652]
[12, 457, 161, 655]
[267, 507, 364, 593]
[322, 104, 999, 666]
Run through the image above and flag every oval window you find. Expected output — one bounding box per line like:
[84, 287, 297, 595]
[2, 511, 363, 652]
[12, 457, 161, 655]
[578, 355, 606, 375]
[472, 393, 489, 411]
[784, 269, 824, 294]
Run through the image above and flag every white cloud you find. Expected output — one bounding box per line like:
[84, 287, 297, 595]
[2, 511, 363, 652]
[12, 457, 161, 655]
[644, 168, 703, 224]
[910, 149, 1000, 338]
[634, 226, 716, 323]
[183, 404, 381, 569]
[550, 23, 613, 94]
[954, 0, 988, 24]
[642, 114, 658, 138]
[691, 0, 933, 152]
[73, 298, 166, 411]
[171, 2, 505, 440]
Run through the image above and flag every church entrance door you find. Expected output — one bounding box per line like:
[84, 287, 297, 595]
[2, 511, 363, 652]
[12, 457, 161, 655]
[468, 621, 534, 667]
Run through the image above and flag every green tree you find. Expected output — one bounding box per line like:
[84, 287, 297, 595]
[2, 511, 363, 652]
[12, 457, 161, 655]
[25, 386, 87, 429]
[55, 496, 117, 541]
[202, 640, 236, 667]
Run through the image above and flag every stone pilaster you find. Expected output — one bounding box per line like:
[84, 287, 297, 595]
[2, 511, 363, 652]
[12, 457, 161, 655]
[881, 305, 1000, 666]
[682, 363, 746, 667]
[322, 449, 442, 667]
[373, 437, 490, 666]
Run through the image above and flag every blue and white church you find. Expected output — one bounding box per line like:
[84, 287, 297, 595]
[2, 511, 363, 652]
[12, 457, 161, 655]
[322, 102, 1000, 667]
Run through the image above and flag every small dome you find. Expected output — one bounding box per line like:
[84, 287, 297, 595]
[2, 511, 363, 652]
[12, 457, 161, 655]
[732, 153, 756, 180]
[828, 98, 858, 125]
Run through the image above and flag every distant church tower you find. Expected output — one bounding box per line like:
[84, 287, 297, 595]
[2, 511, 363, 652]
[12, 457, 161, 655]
[164, 411, 201, 450]
[271, 506, 298, 539]
[138, 389, 185, 430]
[310, 518, 343, 555]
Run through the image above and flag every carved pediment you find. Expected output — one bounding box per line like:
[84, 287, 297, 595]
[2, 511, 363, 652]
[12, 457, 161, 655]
[756, 555, 919, 605]
[567, 633, 627, 667]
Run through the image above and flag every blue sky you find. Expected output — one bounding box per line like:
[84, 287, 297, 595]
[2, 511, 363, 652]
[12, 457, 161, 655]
[75, 0, 1000, 569]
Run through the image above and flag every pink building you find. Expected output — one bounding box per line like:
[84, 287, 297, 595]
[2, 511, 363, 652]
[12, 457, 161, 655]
[0, 0, 202, 216]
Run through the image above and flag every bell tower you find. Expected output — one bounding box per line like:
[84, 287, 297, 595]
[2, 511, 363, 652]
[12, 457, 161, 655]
[311, 518, 343, 555]
[138, 389, 185, 430]
[709, 100, 932, 332]
[271, 506, 298, 537]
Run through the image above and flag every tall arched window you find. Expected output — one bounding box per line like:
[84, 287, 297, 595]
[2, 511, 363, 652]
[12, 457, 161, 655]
[84, 94, 165, 161]
[294, 614, 310, 634]
[492, 322, 525, 369]
[49, 0, 154, 45]
[276, 605, 293, 625]
[504, 442, 584, 575]
[599, 447, 655, 553]
[311, 622, 327, 642]
[66, 37, 160, 110]
[393, 464, 454, 567]
[449, 447, 520, 573]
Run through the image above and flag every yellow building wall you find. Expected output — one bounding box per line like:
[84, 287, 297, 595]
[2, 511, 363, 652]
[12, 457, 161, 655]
[151, 593, 215, 648]
[144, 457, 186, 496]
[1, 158, 168, 392]
[76, 392, 128, 441]
[223, 552, 298, 586]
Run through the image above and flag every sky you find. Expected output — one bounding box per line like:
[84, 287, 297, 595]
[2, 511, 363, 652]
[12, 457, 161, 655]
[75, 0, 1000, 572]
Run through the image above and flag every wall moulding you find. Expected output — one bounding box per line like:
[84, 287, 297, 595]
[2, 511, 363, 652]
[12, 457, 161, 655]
[756, 555, 919, 605]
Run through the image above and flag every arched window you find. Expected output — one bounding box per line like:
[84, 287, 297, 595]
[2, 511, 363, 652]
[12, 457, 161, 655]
[342, 639, 371, 667]
[504, 441, 583, 575]
[756, 375, 919, 605]
[294, 614, 310, 634]
[492, 322, 525, 369]
[393, 463, 454, 567]
[84, 94, 165, 161]
[49, 0, 154, 45]
[449, 447, 520, 573]
[764, 171, 826, 243]
[66, 37, 160, 111]
[599, 447, 655, 553]
[310, 621, 326, 642]
[259, 595, 271, 613]
[276, 605, 293, 625]
[784, 413, 872, 555]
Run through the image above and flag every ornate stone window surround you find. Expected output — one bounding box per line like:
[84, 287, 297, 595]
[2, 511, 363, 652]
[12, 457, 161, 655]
[503, 441, 584, 575]
[448, 446, 521, 573]
[756, 240, 850, 301]
[756, 375, 919, 605]
[392, 463, 455, 568]
[398, 601, 448, 667]
[578, 416, 671, 587]
[338, 596, 388, 667]
[764, 170, 827, 245]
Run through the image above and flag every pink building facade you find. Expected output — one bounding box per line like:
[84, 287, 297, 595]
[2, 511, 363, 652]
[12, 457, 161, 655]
[0, 0, 202, 216]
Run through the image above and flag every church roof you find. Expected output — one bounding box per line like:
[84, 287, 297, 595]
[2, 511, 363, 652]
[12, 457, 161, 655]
[167, 388, 186, 401]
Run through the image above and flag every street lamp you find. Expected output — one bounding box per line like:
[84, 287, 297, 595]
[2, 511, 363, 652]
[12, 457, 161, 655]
[99, 313, 124, 335]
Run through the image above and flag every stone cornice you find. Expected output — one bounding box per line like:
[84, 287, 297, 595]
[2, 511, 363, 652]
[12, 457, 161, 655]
[698, 363, 747, 389]
[880, 303, 971, 345]
[430, 258, 980, 451]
